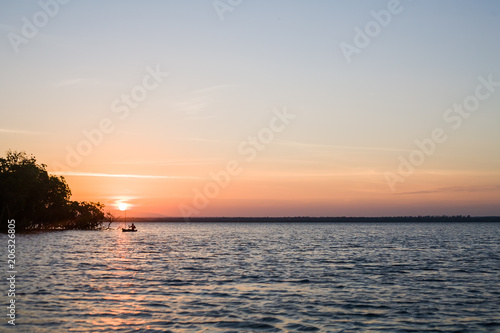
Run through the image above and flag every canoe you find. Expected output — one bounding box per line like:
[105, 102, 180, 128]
[122, 228, 137, 232]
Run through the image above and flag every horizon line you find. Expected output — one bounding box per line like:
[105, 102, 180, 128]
[116, 215, 500, 219]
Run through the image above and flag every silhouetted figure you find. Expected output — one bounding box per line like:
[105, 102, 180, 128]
[130, 223, 136, 231]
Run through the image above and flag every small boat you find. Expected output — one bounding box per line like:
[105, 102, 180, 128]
[120, 207, 137, 232]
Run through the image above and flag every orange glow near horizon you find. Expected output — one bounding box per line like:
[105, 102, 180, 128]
[54, 165, 500, 218]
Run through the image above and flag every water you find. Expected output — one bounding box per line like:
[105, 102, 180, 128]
[2, 222, 500, 332]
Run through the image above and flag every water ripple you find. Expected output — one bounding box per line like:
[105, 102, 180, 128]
[2, 222, 500, 332]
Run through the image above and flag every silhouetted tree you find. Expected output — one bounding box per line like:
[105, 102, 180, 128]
[103, 211, 117, 229]
[0, 150, 105, 231]
[65, 201, 105, 230]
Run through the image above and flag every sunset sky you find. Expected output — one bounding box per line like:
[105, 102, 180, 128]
[1, 0, 499, 217]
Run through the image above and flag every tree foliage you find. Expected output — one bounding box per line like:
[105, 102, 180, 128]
[0, 150, 105, 232]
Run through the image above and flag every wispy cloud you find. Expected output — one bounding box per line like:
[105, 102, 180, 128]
[174, 137, 237, 144]
[50, 171, 202, 179]
[0, 128, 44, 135]
[55, 78, 101, 88]
[274, 140, 412, 153]
[185, 84, 239, 96]
[273, 171, 386, 178]
[396, 185, 500, 195]
[173, 84, 239, 116]
[102, 156, 226, 166]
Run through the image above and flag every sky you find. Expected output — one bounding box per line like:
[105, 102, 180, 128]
[1, 0, 499, 217]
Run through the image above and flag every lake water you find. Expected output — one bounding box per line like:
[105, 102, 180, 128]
[2, 222, 500, 332]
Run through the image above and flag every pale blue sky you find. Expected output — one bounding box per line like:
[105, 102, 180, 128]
[1, 1, 499, 216]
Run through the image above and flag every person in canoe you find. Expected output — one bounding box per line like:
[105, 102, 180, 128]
[130, 223, 136, 231]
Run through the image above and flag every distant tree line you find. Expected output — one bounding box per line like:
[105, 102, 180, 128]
[0, 150, 107, 232]
[124, 216, 499, 223]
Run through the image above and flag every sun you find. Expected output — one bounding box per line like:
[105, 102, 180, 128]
[118, 203, 128, 211]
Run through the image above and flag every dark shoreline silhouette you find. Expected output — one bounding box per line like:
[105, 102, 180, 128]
[1, 150, 107, 232]
[118, 216, 500, 223]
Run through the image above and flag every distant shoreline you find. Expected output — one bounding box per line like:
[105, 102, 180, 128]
[117, 216, 500, 223]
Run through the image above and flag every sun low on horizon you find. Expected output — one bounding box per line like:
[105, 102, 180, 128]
[118, 202, 128, 212]
[1, 1, 499, 218]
